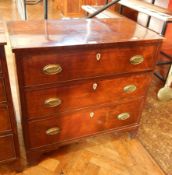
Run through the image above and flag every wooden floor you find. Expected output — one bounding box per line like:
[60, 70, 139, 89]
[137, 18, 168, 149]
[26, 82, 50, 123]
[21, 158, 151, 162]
[0, 134, 165, 175]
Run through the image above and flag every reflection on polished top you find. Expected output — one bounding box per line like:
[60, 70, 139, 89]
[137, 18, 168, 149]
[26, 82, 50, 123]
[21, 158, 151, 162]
[7, 18, 163, 50]
[0, 22, 6, 45]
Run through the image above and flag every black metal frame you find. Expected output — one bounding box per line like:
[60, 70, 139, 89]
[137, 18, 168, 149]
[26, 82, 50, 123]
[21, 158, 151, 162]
[155, 21, 172, 82]
[105, 0, 109, 4]
[24, 0, 48, 20]
[145, 0, 156, 28]
[24, 0, 116, 20]
[42, 0, 115, 19]
[161, 50, 172, 60]
[44, 0, 48, 19]
[24, 0, 27, 19]
[87, 0, 121, 18]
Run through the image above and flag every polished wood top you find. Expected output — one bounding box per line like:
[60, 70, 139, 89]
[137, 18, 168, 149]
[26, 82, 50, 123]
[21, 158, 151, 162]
[0, 21, 6, 45]
[7, 18, 163, 51]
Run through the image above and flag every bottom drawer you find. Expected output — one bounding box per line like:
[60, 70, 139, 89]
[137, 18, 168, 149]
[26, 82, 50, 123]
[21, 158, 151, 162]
[28, 99, 144, 149]
[0, 134, 16, 162]
[0, 104, 12, 133]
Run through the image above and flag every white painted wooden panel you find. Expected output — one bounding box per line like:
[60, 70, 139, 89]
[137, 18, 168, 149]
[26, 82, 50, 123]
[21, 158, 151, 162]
[16, 0, 25, 20]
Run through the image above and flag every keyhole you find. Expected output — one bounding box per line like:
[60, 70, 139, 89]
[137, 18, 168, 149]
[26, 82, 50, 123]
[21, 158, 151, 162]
[90, 112, 95, 118]
[93, 83, 98, 90]
[96, 53, 101, 61]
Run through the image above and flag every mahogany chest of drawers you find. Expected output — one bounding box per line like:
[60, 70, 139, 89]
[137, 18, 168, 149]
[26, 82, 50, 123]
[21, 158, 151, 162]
[0, 22, 20, 167]
[7, 18, 163, 164]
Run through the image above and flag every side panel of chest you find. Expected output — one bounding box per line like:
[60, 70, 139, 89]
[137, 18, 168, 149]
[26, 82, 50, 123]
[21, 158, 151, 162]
[0, 44, 20, 166]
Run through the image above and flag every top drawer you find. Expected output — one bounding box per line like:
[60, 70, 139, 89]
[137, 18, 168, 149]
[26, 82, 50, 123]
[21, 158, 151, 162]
[21, 45, 157, 86]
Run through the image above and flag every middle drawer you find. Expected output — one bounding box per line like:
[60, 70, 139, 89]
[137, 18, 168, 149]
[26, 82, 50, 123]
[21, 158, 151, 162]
[25, 73, 151, 119]
[0, 104, 12, 133]
[0, 78, 6, 102]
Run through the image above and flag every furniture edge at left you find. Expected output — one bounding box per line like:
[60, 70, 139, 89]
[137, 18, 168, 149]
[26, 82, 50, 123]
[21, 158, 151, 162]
[0, 22, 21, 171]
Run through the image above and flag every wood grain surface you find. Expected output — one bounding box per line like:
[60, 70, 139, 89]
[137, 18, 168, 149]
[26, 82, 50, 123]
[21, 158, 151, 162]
[7, 18, 162, 51]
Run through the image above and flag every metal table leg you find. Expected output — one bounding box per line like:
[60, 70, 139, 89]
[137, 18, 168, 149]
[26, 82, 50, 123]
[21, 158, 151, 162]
[44, 0, 48, 19]
[24, 0, 27, 20]
[105, 0, 109, 4]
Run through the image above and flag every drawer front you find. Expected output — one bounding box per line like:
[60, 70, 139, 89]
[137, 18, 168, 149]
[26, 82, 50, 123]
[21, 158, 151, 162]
[22, 45, 157, 86]
[0, 59, 2, 73]
[0, 78, 6, 102]
[25, 73, 151, 119]
[0, 135, 16, 162]
[0, 104, 11, 132]
[27, 99, 143, 148]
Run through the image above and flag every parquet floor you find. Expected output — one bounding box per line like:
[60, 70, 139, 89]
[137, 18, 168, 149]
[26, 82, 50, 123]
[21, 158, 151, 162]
[139, 77, 172, 175]
[0, 134, 165, 175]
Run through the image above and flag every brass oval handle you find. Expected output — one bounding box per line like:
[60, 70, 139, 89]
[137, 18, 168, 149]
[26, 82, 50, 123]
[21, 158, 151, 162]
[123, 85, 137, 93]
[130, 55, 144, 65]
[117, 112, 130, 120]
[96, 53, 101, 61]
[44, 98, 62, 108]
[46, 127, 60, 135]
[43, 64, 62, 75]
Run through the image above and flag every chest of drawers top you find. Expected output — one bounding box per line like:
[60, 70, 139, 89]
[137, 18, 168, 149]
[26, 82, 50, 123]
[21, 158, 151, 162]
[7, 18, 162, 51]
